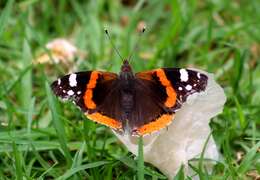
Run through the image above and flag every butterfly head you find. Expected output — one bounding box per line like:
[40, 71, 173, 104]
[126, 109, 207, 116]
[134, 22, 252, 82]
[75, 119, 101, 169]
[121, 59, 132, 72]
[120, 59, 134, 80]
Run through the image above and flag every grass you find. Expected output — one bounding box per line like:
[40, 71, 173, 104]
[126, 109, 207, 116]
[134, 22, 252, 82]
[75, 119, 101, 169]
[0, 0, 260, 179]
[137, 137, 144, 180]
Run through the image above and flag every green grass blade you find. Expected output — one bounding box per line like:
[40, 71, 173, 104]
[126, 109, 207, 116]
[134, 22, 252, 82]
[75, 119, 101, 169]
[173, 164, 185, 180]
[17, 39, 32, 115]
[30, 143, 58, 177]
[234, 97, 246, 130]
[0, 0, 14, 37]
[57, 161, 109, 180]
[223, 135, 237, 178]
[238, 141, 260, 175]
[117, 155, 166, 178]
[12, 141, 23, 180]
[1, 64, 33, 99]
[137, 136, 144, 180]
[39, 162, 58, 179]
[232, 50, 246, 94]
[72, 141, 86, 168]
[45, 82, 73, 166]
[198, 132, 212, 179]
[117, 155, 137, 170]
[27, 97, 35, 135]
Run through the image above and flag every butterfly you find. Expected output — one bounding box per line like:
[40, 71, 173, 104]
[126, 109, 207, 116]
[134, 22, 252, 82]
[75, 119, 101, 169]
[51, 59, 208, 136]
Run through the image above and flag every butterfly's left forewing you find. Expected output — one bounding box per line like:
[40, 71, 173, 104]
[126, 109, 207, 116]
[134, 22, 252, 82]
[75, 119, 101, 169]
[51, 71, 123, 130]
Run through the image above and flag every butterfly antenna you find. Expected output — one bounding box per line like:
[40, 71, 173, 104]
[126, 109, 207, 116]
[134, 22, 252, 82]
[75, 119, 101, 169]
[128, 27, 146, 62]
[105, 29, 124, 61]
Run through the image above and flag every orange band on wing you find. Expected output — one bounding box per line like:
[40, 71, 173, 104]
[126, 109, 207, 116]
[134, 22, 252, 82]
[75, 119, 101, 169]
[84, 71, 100, 109]
[86, 112, 122, 129]
[135, 71, 153, 80]
[102, 72, 118, 81]
[137, 114, 174, 135]
[155, 69, 177, 107]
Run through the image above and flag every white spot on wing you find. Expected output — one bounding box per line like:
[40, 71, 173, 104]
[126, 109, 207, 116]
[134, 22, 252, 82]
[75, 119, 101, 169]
[57, 78, 61, 85]
[77, 91, 81, 95]
[178, 87, 183, 91]
[67, 90, 74, 95]
[185, 84, 192, 91]
[180, 69, 189, 82]
[62, 90, 66, 93]
[197, 73, 201, 79]
[69, 73, 77, 87]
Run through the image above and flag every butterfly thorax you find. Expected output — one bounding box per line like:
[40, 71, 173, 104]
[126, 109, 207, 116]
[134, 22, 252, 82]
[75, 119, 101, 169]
[118, 60, 136, 131]
[119, 60, 135, 108]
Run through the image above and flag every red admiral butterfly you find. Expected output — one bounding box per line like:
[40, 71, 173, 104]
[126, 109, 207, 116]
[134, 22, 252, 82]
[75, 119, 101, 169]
[51, 28, 207, 136]
[51, 59, 208, 136]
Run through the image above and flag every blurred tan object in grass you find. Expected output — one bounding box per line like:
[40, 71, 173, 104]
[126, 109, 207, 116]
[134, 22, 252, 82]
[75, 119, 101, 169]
[236, 151, 244, 164]
[35, 38, 86, 72]
[139, 52, 153, 60]
[247, 170, 260, 180]
[250, 43, 259, 68]
[114, 70, 226, 178]
[120, 16, 129, 27]
[46, 39, 78, 60]
[137, 21, 146, 32]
